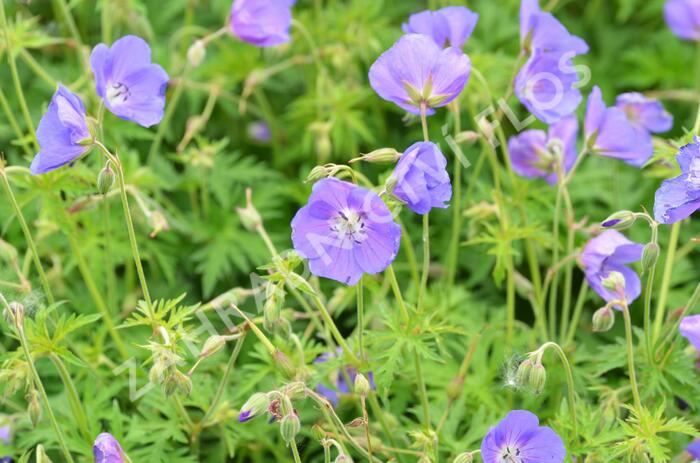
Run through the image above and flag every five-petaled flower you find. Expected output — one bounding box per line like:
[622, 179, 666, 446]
[664, 0, 700, 41]
[30, 84, 91, 175]
[508, 115, 578, 185]
[90, 35, 169, 128]
[291, 178, 401, 285]
[93, 432, 128, 463]
[584, 86, 654, 168]
[229, 0, 296, 47]
[402, 6, 479, 49]
[391, 141, 452, 214]
[368, 34, 471, 116]
[480, 410, 566, 463]
[580, 230, 644, 306]
[653, 137, 700, 224]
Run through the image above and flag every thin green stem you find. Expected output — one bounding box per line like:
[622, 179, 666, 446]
[621, 304, 642, 412]
[0, 168, 55, 305]
[413, 350, 431, 429]
[200, 334, 246, 427]
[360, 396, 374, 462]
[148, 71, 187, 164]
[367, 394, 404, 463]
[0, 86, 33, 156]
[54, 0, 89, 70]
[653, 222, 680, 340]
[564, 280, 589, 347]
[643, 224, 659, 363]
[310, 293, 360, 366]
[417, 213, 430, 313]
[539, 342, 578, 440]
[0, 1, 38, 150]
[559, 188, 575, 340]
[445, 102, 463, 288]
[505, 253, 516, 345]
[357, 276, 365, 362]
[95, 141, 153, 309]
[290, 441, 303, 463]
[50, 354, 91, 443]
[420, 103, 430, 142]
[655, 282, 700, 357]
[386, 265, 410, 324]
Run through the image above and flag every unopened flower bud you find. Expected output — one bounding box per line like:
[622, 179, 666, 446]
[350, 148, 400, 164]
[515, 358, 533, 387]
[454, 131, 479, 145]
[280, 414, 301, 443]
[529, 363, 547, 394]
[311, 424, 326, 441]
[592, 306, 615, 332]
[200, 335, 227, 359]
[163, 369, 192, 397]
[236, 188, 262, 231]
[334, 454, 351, 463]
[239, 392, 270, 422]
[316, 133, 332, 162]
[27, 389, 42, 427]
[36, 444, 53, 463]
[354, 373, 371, 397]
[187, 40, 206, 67]
[602, 271, 626, 295]
[452, 452, 474, 463]
[641, 242, 659, 273]
[263, 294, 282, 332]
[601, 210, 636, 230]
[97, 163, 115, 195]
[148, 210, 170, 238]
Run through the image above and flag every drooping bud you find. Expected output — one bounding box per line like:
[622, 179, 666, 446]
[163, 369, 192, 397]
[97, 162, 115, 195]
[199, 335, 228, 359]
[452, 452, 474, 463]
[187, 40, 206, 68]
[602, 271, 626, 296]
[263, 284, 283, 332]
[27, 389, 42, 427]
[354, 373, 371, 397]
[515, 358, 533, 388]
[349, 148, 400, 164]
[280, 414, 301, 444]
[592, 306, 615, 332]
[528, 362, 547, 394]
[641, 242, 660, 274]
[454, 131, 479, 145]
[36, 444, 54, 463]
[239, 392, 270, 422]
[3, 301, 25, 327]
[148, 211, 170, 238]
[236, 188, 262, 232]
[601, 210, 636, 230]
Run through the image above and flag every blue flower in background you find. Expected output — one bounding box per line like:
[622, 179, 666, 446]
[90, 35, 169, 128]
[392, 141, 451, 214]
[230, 0, 296, 47]
[402, 6, 479, 49]
[368, 34, 471, 116]
[688, 439, 700, 459]
[508, 115, 578, 185]
[315, 350, 375, 406]
[585, 86, 654, 167]
[615, 93, 673, 135]
[654, 137, 700, 224]
[581, 230, 643, 306]
[30, 85, 90, 175]
[291, 178, 401, 285]
[481, 410, 566, 462]
[664, 0, 700, 41]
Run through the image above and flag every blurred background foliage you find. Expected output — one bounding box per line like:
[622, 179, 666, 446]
[0, 0, 699, 461]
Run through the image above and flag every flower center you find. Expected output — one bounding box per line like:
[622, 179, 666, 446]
[499, 446, 522, 463]
[106, 82, 130, 105]
[331, 208, 367, 244]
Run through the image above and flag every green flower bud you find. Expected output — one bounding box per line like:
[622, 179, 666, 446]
[315, 133, 332, 162]
[311, 424, 326, 441]
[3, 301, 24, 326]
[601, 210, 636, 230]
[200, 335, 227, 359]
[236, 188, 262, 232]
[97, 163, 115, 195]
[163, 369, 192, 397]
[515, 358, 533, 388]
[529, 363, 547, 394]
[187, 39, 206, 68]
[280, 414, 301, 444]
[354, 373, 371, 397]
[601, 271, 625, 294]
[239, 392, 270, 422]
[452, 452, 474, 463]
[592, 306, 615, 332]
[641, 242, 660, 274]
[27, 389, 42, 427]
[454, 131, 479, 145]
[349, 148, 400, 164]
[36, 444, 54, 463]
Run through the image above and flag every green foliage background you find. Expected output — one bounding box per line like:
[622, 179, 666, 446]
[0, 0, 699, 462]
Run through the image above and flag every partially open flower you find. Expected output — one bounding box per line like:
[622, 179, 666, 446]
[93, 433, 129, 463]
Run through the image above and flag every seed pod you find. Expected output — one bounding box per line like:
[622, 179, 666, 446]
[200, 335, 227, 359]
[280, 414, 301, 444]
[36, 444, 54, 463]
[592, 306, 615, 332]
[27, 389, 42, 427]
[528, 363, 547, 394]
[354, 373, 371, 397]
[97, 163, 115, 195]
[187, 40, 206, 68]
[515, 358, 533, 388]
[641, 242, 660, 274]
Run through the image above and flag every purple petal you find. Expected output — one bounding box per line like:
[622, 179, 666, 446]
[688, 439, 700, 458]
[0, 425, 9, 445]
[515, 52, 583, 124]
[653, 174, 700, 224]
[664, 0, 700, 41]
[93, 432, 126, 463]
[680, 315, 700, 351]
[520, 0, 541, 43]
[508, 129, 550, 180]
[615, 92, 673, 134]
[482, 410, 566, 463]
[548, 114, 579, 176]
[230, 0, 294, 47]
[584, 86, 606, 140]
[676, 136, 700, 172]
[393, 141, 451, 214]
[518, 426, 567, 462]
[528, 11, 589, 55]
[402, 10, 450, 48]
[440, 7, 479, 49]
